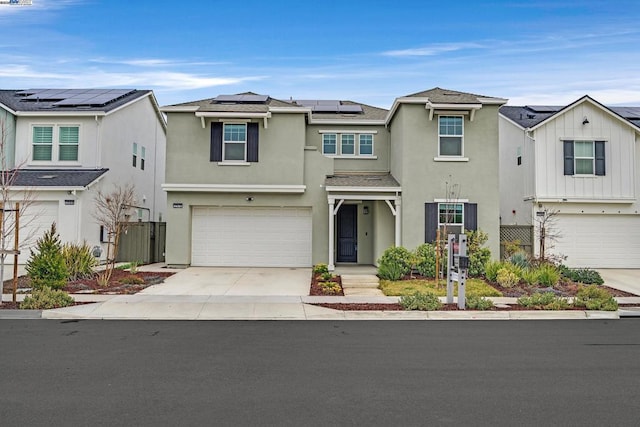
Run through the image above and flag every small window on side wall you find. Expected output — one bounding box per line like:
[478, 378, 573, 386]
[132, 143, 138, 167]
[141, 146, 146, 170]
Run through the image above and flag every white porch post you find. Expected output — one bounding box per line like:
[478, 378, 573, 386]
[328, 198, 335, 271]
[395, 197, 402, 247]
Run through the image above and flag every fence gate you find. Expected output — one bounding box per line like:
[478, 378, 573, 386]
[117, 222, 166, 264]
[499, 225, 534, 259]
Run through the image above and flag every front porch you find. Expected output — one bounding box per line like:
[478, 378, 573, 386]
[325, 174, 402, 271]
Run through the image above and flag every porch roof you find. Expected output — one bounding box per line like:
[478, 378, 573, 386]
[324, 173, 400, 191]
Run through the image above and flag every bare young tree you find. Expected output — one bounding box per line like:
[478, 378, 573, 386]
[535, 208, 561, 261]
[0, 115, 39, 305]
[435, 177, 461, 285]
[92, 183, 136, 285]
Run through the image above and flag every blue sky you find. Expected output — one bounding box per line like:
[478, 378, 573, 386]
[1, 0, 639, 108]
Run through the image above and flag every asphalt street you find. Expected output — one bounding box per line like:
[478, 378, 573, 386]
[0, 320, 638, 426]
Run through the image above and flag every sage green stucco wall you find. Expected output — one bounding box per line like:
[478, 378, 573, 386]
[373, 200, 395, 264]
[165, 112, 306, 185]
[305, 124, 391, 172]
[164, 146, 334, 266]
[390, 104, 501, 256]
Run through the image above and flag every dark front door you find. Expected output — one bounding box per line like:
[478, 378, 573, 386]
[337, 204, 357, 262]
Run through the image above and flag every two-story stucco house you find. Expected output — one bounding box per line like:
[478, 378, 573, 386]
[500, 96, 640, 267]
[0, 89, 166, 262]
[162, 88, 506, 270]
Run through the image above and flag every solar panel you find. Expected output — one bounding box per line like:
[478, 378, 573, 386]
[612, 107, 640, 119]
[18, 88, 136, 106]
[213, 94, 269, 103]
[526, 105, 562, 113]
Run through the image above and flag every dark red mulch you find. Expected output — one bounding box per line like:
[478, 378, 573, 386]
[312, 303, 621, 311]
[309, 273, 344, 296]
[2, 269, 175, 295]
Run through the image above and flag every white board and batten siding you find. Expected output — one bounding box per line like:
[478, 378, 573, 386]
[191, 206, 312, 267]
[534, 102, 636, 201]
[553, 214, 640, 268]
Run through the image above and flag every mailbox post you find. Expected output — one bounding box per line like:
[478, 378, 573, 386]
[446, 233, 468, 309]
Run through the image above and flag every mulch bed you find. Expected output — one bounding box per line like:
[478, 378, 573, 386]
[309, 273, 344, 296]
[312, 303, 590, 311]
[0, 268, 176, 309]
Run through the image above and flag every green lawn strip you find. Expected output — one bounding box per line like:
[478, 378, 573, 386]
[379, 278, 502, 297]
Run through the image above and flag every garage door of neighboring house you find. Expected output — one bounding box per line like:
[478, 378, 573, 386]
[191, 207, 312, 267]
[13, 201, 59, 264]
[553, 214, 640, 268]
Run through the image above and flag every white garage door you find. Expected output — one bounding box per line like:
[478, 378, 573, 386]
[13, 201, 59, 264]
[554, 214, 640, 268]
[191, 207, 312, 267]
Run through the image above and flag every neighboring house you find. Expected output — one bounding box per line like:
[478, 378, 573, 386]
[0, 89, 166, 263]
[499, 96, 640, 267]
[161, 88, 506, 269]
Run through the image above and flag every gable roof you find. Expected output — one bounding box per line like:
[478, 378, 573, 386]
[10, 168, 108, 188]
[0, 89, 151, 113]
[500, 96, 640, 131]
[386, 87, 507, 125]
[163, 92, 303, 113]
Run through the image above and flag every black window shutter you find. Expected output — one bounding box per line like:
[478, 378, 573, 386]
[424, 203, 438, 243]
[210, 122, 222, 162]
[247, 123, 259, 162]
[563, 140, 574, 175]
[595, 140, 605, 176]
[464, 203, 477, 231]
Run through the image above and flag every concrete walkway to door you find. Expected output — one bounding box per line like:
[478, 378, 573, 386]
[597, 269, 640, 296]
[138, 267, 312, 296]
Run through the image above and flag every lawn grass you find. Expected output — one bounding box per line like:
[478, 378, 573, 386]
[379, 278, 502, 297]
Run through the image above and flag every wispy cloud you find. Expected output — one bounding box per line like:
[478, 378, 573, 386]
[382, 42, 483, 57]
[89, 58, 230, 68]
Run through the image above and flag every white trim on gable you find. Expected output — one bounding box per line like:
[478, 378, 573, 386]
[529, 95, 640, 133]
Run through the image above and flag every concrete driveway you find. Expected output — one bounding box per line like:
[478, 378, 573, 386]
[597, 269, 640, 295]
[138, 267, 312, 296]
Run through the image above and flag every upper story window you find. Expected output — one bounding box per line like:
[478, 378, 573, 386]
[341, 134, 355, 155]
[132, 143, 138, 167]
[210, 122, 259, 164]
[223, 123, 247, 161]
[563, 140, 605, 176]
[32, 125, 79, 162]
[321, 131, 376, 157]
[323, 134, 337, 155]
[359, 134, 373, 155]
[438, 116, 463, 156]
[141, 146, 146, 170]
[438, 203, 464, 235]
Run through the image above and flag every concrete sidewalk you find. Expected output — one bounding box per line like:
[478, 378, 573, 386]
[4, 265, 639, 320]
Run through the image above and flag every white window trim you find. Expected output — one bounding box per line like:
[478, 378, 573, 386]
[340, 134, 356, 156]
[573, 140, 595, 176]
[438, 115, 464, 158]
[322, 133, 338, 155]
[222, 122, 247, 163]
[30, 123, 81, 166]
[437, 202, 464, 227]
[358, 134, 375, 156]
[321, 131, 376, 157]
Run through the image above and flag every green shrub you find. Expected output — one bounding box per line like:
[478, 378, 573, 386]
[377, 246, 412, 280]
[484, 260, 503, 282]
[414, 243, 437, 278]
[25, 223, 69, 290]
[517, 292, 570, 310]
[320, 271, 334, 281]
[573, 285, 618, 311]
[509, 251, 530, 269]
[466, 230, 491, 277]
[20, 286, 74, 310]
[520, 268, 539, 287]
[466, 295, 494, 310]
[62, 241, 97, 280]
[119, 275, 145, 285]
[497, 267, 519, 288]
[399, 292, 442, 311]
[536, 264, 560, 287]
[559, 265, 604, 285]
[318, 281, 341, 295]
[313, 263, 329, 275]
